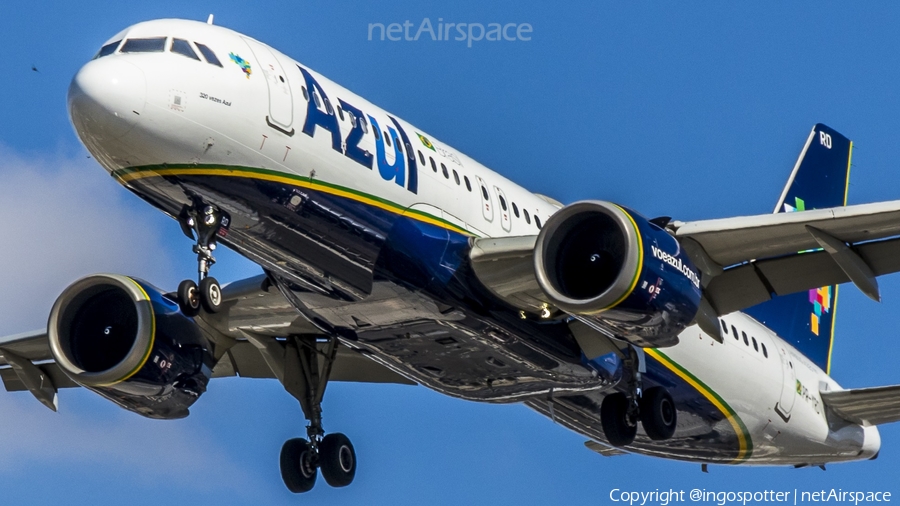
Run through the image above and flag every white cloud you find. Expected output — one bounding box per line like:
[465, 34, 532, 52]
[0, 392, 264, 493]
[0, 147, 273, 498]
[0, 146, 180, 334]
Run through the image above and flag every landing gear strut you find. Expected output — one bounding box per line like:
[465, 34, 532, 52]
[175, 200, 224, 317]
[278, 335, 356, 493]
[600, 348, 677, 446]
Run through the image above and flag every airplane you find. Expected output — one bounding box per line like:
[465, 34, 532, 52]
[3, 16, 900, 494]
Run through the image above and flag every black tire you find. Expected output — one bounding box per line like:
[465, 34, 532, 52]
[199, 276, 222, 313]
[600, 392, 637, 447]
[280, 438, 317, 493]
[640, 387, 677, 440]
[319, 433, 356, 487]
[177, 279, 200, 317]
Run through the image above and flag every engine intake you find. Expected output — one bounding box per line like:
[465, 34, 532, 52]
[48, 274, 214, 419]
[535, 201, 701, 347]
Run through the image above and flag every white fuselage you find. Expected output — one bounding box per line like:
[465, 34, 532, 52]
[67, 18, 880, 466]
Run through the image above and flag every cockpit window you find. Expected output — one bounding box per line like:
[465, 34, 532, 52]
[121, 37, 167, 53]
[195, 43, 223, 67]
[93, 40, 121, 59]
[171, 38, 200, 60]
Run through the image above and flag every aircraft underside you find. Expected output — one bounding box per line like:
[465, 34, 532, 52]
[119, 163, 751, 464]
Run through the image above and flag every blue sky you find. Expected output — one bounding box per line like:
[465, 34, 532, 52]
[3, 1, 900, 504]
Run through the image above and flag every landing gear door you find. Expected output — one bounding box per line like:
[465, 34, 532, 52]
[475, 176, 493, 223]
[242, 37, 294, 135]
[775, 347, 796, 421]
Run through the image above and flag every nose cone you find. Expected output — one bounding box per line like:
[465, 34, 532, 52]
[68, 57, 146, 145]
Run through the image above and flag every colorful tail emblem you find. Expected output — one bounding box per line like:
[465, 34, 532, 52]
[229, 53, 252, 79]
[810, 286, 831, 336]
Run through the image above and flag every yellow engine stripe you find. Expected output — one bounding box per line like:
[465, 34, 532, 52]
[96, 279, 157, 387]
[593, 205, 644, 311]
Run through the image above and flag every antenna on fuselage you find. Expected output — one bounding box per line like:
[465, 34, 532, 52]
[207, 14, 214, 25]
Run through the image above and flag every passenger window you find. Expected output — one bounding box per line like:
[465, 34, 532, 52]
[535, 216, 542, 229]
[512, 202, 520, 218]
[121, 37, 166, 53]
[453, 170, 460, 185]
[464, 176, 472, 191]
[720, 320, 728, 334]
[195, 43, 223, 66]
[94, 40, 121, 59]
[324, 98, 334, 115]
[731, 326, 738, 340]
[752, 337, 759, 352]
[742, 331, 749, 346]
[481, 186, 489, 200]
[418, 151, 425, 165]
[762, 343, 768, 358]
[441, 163, 449, 179]
[301, 86, 309, 102]
[313, 91, 322, 108]
[385, 132, 392, 147]
[337, 106, 345, 121]
[524, 209, 531, 224]
[430, 158, 437, 172]
[171, 38, 200, 60]
[373, 127, 381, 140]
[499, 195, 508, 211]
[360, 115, 369, 133]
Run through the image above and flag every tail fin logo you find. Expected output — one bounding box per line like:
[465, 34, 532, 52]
[784, 196, 833, 337]
[810, 286, 831, 336]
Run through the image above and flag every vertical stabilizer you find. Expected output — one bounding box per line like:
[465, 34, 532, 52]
[744, 124, 852, 374]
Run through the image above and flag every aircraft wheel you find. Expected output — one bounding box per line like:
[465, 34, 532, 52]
[199, 276, 222, 313]
[319, 433, 356, 487]
[600, 392, 637, 447]
[640, 387, 677, 440]
[281, 438, 317, 493]
[177, 279, 200, 317]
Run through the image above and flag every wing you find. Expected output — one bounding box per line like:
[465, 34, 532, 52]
[821, 385, 900, 426]
[0, 274, 413, 411]
[469, 200, 900, 319]
[672, 200, 900, 315]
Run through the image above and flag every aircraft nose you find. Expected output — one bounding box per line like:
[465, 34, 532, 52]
[68, 57, 146, 143]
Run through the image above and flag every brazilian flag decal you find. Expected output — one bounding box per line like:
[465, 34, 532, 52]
[417, 133, 435, 151]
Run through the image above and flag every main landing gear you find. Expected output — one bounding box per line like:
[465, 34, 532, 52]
[175, 201, 224, 317]
[600, 350, 677, 447]
[278, 335, 357, 493]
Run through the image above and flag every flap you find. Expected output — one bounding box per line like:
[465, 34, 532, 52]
[212, 340, 415, 385]
[706, 236, 900, 314]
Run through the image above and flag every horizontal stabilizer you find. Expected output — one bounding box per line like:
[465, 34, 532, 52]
[821, 385, 900, 426]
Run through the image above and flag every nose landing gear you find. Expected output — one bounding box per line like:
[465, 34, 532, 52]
[175, 201, 225, 317]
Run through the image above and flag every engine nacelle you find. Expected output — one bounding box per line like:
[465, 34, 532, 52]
[534, 201, 701, 347]
[48, 274, 214, 419]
